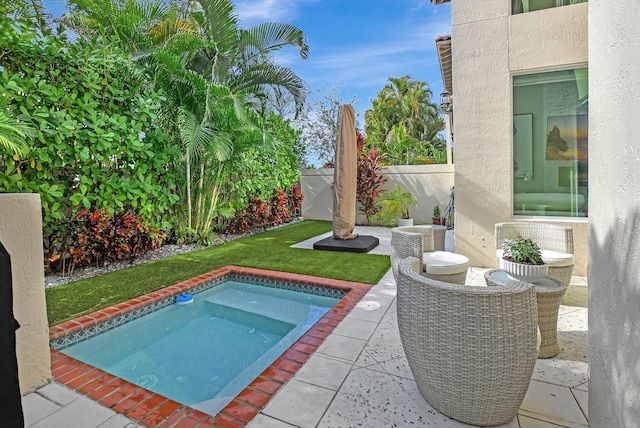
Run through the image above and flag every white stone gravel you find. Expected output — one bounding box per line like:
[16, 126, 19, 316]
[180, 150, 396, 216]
[44, 220, 302, 289]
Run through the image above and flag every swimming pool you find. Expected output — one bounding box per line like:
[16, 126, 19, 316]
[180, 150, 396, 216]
[49, 266, 372, 426]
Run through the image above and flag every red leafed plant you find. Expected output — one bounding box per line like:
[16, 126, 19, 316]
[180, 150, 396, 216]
[69, 209, 164, 268]
[269, 188, 291, 227]
[356, 132, 387, 224]
[287, 183, 304, 218]
[227, 197, 270, 234]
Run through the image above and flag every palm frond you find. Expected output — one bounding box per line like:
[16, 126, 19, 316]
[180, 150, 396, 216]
[194, 0, 238, 52]
[227, 63, 305, 111]
[241, 22, 309, 60]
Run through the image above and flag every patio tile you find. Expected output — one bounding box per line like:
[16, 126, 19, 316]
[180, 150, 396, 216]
[30, 396, 114, 428]
[569, 276, 588, 287]
[493, 417, 520, 428]
[331, 317, 379, 341]
[532, 359, 589, 388]
[96, 413, 140, 427]
[354, 349, 382, 368]
[574, 380, 588, 392]
[22, 392, 62, 427]
[317, 366, 469, 427]
[520, 380, 588, 426]
[557, 308, 588, 331]
[293, 354, 352, 390]
[518, 415, 568, 427]
[35, 382, 81, 406]
[345, 300, 390, 323]
[377, 354, 414, 379]
[261, 379, 335, 427]
[316, 333, 367, 362]
[246, 414, 296, 427]
[556, 331, 588, 362]
[358, 308, 405, 362]
[571, 389, 588, 419]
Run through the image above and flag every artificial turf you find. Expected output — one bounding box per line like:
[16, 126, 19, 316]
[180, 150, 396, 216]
[45, 220, 391, 326]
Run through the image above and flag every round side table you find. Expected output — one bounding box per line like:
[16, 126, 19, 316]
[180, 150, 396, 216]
[484, 269, 567, 358]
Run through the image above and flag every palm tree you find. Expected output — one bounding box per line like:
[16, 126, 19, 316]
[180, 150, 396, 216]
[365, 75, 445, 164]
[65, 0, 308, 239]
[66, 0, 308, 110]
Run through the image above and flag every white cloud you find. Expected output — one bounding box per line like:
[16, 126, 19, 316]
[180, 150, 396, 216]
[234, 0, 317, 25]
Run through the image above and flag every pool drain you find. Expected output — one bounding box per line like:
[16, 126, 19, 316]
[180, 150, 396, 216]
[137, 374, 158, 388]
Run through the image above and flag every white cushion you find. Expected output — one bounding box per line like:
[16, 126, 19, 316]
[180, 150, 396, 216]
[540, 250, 574, 267]
[423, 251, 470, 275]
[496, 249, 573, 267]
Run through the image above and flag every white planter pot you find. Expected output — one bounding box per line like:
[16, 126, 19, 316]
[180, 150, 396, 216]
[398, 218, 414, 227]
[499, 258, 549, 283]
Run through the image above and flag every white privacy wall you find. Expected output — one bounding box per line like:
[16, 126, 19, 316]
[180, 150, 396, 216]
[300, 165, 454, 226]
[588, 0, 640, 426]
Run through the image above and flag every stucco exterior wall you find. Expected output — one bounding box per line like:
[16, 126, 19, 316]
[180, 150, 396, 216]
[300, 165, 454, 226]
[0, 194, 51, 394]
[588, 1, 640, 425]
[451, 0, 589, 275]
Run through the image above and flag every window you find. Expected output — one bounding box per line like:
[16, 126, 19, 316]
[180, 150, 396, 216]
[513, 0, 587, 14]
[512, 68, 588, 217]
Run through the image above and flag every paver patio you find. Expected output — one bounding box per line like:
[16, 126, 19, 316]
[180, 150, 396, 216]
[22, 227, 588, 427]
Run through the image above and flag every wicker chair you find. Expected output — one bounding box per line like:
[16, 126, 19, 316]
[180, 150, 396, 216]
[396, 257, 538, 426]
[391, 226, 469, 284]
[495, 222, 574, 287]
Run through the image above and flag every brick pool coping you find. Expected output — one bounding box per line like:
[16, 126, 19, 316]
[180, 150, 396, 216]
[49, 265, 373, 428]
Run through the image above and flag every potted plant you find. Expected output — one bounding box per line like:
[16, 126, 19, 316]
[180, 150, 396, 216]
[432, 205, 445, 225]
[500, 237, 549, 283]
[375, 184, 418, 227]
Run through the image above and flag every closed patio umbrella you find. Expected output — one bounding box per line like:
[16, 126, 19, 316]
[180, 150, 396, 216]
[333, 104, 358, 240]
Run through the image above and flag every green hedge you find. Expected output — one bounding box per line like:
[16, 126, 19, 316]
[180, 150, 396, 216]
[0, 18, 180, 257]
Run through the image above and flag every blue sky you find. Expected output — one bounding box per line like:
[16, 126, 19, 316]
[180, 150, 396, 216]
[43, 0, 451, 120]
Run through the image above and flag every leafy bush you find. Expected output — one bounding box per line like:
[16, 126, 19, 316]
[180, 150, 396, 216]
[288, 184, 304, 218]
[226, 197, 270, 234]
[375, 184, 419, 226]
[356, 133, 387, 224]
[0, 18, 180, 257]
[47, 209, 164, 274]
[224, 112, 304, 214]
[226, 184, 303, 234]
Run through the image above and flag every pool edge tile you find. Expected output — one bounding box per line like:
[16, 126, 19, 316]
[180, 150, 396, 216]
[49, 265, 374, 427]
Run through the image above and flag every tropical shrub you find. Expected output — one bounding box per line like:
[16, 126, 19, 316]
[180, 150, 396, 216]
[356, 133, 387, 224]
[365, 75, 446, 165]
[47, 209, 164, 274]
[226, 184, 303, 234]
[0, 18, 180, 257]
[287, 183, 304, 218]
[375, 184, 419, 226]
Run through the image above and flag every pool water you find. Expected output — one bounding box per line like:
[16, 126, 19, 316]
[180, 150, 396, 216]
[61, 280, 339, 415]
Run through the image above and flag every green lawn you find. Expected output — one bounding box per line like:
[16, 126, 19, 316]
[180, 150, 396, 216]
[46, 220, 391, 326]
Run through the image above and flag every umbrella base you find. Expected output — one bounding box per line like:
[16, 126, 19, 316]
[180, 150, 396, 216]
[313, 235, 379, 253]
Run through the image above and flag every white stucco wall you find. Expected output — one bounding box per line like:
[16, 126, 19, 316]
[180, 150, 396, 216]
[300, 164, 454, 226]
[588, 1, 640, 425]
[0, 194, 51, 394]
[451, 0, 589, 275]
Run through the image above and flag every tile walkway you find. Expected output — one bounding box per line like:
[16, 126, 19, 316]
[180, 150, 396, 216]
[22, 227, 588, 427]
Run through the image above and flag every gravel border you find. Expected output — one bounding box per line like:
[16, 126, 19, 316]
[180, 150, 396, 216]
[44, 219, 302, 289]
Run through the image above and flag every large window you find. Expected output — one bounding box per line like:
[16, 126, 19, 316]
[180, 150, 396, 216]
[512, 69, 588, 218]
[513, 0, 587, 14]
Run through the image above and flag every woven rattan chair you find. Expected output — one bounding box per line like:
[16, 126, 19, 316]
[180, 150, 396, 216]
[495, 222, 574, 287]
[391, 226, 469, 284]
[396, 257, 538, 426]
